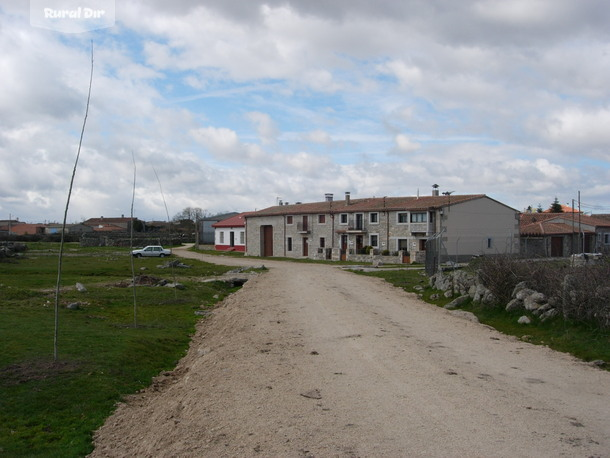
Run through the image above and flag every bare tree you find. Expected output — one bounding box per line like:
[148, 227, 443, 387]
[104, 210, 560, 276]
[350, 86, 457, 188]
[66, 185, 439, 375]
[54, 43, 94, 361]
[173, 207, 209, 248]
[130, 151, 138, 327]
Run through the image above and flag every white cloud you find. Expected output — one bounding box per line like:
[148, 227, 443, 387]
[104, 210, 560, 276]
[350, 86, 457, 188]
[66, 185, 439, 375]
[190, 126, 267, 162]
[246, 111, 279, 144]
[393, 134, 421, 154]
[542, 107, 610, 156]
[303, 130, 332, 144]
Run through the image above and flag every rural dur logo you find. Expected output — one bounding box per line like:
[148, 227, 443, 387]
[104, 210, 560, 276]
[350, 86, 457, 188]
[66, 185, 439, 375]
[30, 0, 115, 33]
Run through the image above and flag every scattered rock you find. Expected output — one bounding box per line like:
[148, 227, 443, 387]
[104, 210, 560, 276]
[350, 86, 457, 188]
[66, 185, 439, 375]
[66, 302, 81, 310]
[511, 281, 529, 298]
[515, 288, 537, 301]
[75, 282, 87, 292]
[300, 389, 322, 399]
[539, 308, 559, 322]
[589, 360, 606, 367]
[158, 260, 191, 269]
[524, 292, 547, 311]
[164, 282, 185, 290]
[444, 295, 470, 309]
[506, 298, 523, 312]
[448, 310, 479, 323]
[517, 316, 531, 325]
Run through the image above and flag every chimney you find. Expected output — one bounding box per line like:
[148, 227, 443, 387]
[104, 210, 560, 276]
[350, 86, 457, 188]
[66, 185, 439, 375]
[432, 184, 439, 197]
[325, 193, 334, 202]
[345, 191, 351, 206]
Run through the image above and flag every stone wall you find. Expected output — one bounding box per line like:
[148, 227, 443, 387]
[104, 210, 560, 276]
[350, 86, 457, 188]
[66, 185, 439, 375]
[80, 233, 177, 247]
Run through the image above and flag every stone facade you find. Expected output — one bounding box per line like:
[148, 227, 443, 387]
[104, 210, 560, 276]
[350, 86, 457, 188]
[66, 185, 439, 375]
[245, 194, 520, 263]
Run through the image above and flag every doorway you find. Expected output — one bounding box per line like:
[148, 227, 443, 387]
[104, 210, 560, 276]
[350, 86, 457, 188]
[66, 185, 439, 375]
[262, 225, 273, 257]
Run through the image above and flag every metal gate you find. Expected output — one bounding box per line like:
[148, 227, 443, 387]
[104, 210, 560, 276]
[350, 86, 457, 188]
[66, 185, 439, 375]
[425, 230, 445, 276]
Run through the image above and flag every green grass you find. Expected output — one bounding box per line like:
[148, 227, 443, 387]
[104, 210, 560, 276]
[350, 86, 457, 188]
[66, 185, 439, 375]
[356, 268, 610, 367]
[0, 244, 243, 457]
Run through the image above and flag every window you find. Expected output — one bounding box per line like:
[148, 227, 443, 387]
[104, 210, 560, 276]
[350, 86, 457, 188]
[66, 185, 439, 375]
[487, 238, 493, 249]
[398, 239, 409, 251]
[286, 215, 293, 224]
[219, 232, 224, 244]
[369, 212, 379, 224]
[340, 213, 348, 224]
[320, 237, 325, 248]
[397, 212, 408, 223]
[239, 231, 245, 244]
[410, 212, 427, 223]
[370, 234, 379, 247]
[318, 214, 326, 224]
[287, 237, 293, 251]
[604, 233, 610, 245]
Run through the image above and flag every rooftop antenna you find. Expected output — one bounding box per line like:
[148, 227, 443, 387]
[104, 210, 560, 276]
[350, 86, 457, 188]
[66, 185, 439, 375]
[442, 190, 454, 210]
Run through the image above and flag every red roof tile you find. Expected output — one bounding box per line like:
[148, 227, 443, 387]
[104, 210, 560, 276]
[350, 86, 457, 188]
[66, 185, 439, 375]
[247, 194, 492, 217]
[212, 212, 253, 228]
[520, 212, 609, 235]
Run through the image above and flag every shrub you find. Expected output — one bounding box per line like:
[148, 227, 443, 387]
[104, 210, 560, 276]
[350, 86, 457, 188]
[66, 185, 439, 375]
[473, 255, 610, 328]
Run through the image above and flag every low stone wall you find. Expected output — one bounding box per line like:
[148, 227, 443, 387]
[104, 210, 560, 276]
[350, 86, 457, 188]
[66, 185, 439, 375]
[80, 233, 178, 247]
[347, 253, 404, 264]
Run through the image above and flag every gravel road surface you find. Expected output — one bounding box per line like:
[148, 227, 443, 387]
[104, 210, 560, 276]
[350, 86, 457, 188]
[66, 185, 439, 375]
[90, 247, 609, 457]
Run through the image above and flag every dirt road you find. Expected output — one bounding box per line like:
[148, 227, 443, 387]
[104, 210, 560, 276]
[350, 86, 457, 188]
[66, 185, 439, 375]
[90, 247, 609, 457]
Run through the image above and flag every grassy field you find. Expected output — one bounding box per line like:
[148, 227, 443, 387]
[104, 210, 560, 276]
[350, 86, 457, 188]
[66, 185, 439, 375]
[357, 268, 610, 367]
[0, 243, 243, 457]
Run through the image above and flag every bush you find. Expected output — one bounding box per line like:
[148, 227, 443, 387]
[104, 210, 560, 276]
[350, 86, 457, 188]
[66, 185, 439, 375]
[560, 263, 610, 327]
[473, 255, 530, 304]
[473, 255, 610, 328]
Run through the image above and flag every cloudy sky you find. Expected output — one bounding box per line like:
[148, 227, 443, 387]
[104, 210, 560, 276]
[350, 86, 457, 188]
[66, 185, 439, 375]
[1, 0, 609, 223]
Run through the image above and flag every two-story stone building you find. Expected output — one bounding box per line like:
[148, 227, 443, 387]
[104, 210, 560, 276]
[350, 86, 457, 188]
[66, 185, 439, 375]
[244, 191, 520, 263]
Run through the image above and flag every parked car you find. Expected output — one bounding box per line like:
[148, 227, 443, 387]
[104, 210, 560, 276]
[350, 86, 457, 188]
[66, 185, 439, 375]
[131, 245, 171, 257]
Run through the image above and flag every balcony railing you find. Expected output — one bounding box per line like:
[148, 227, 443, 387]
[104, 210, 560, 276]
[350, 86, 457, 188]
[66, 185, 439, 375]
[296, 222, 309, 233]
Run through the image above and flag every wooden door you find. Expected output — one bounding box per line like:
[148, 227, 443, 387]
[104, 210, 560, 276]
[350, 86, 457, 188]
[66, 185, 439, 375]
[551, 236, 563, 257]
[262, 225, 273, 257]
[303, 237, 308, 257]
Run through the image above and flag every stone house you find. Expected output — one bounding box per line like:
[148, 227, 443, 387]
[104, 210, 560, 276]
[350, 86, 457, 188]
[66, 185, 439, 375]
[83, 216, 132, 232]
[245, 191, 520, 263]
[520, 212, 610, 257]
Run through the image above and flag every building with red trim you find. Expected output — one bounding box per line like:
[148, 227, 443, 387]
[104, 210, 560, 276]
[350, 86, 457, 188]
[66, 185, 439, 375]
[212, 212, 251, 252]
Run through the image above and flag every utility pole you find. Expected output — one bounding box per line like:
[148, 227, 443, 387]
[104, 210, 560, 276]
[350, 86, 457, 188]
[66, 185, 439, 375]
[578, 191, 582, 254]
[572, 199, 574, 254]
